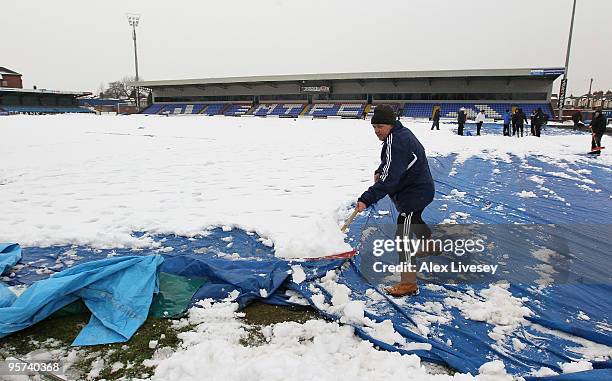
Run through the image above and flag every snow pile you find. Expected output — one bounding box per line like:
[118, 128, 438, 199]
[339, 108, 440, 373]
[560, 361, 593, 374]
[531, 367, 559, 377]
[528, 175, 545, 185]
[477, 360, 513, 381]
[409, 301, 453, 338]
[444, 283, 533, 343]
[516, 190, 537, 198]
[144, 298, 478, 381]
[290, 264, 306, 284]
[309, 270, 429, 348]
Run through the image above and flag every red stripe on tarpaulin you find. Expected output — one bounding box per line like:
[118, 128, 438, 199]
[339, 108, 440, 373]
[306, 249, 357, 261]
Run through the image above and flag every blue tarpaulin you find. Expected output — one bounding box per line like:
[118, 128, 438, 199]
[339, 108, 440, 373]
[0, 255, 163, 346]
[0, 243, 21, 275]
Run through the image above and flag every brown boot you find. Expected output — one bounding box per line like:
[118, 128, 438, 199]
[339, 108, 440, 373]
[384, 283, 419, 297]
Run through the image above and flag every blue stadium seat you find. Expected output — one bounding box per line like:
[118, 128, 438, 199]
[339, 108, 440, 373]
[141, 104, 164, 114]
[202, 103, 225, 115]
[224, 104, 251, 116]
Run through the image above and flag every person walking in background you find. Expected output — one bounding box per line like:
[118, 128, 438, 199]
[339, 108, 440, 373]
[503, 109, 512, 136]
[588, 108, 607, 155]
[533, 107, 545, 137]
[572, 110, 583, 131]
[475, 110, 485, 136]
[529, 110, 536, 136]
[514, 108, 528, 137]
[431, 107, 441, 130]
[511, 108, 518, 136]
[457, 107, 466, 136]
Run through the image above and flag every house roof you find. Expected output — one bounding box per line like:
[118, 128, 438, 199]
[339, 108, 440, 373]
[0, 66, 22, 76]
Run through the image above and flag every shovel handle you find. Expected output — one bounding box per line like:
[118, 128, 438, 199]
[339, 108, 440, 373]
[341, 208, 360, 232]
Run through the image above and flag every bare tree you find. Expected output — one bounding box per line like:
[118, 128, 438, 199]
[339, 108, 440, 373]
[101, 76, 139, 99]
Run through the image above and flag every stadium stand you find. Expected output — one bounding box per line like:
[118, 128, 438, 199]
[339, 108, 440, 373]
[252, 103, 306, 117]
[0, 106, 93, 114]
[402, 103, 554, 119]
[224, 103, 251, 116]
[308, 103, 365, 118]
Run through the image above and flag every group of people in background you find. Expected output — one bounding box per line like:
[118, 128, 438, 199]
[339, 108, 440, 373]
[501, 107, 548, 137]
[430, 105, 607, 155]
[434, 107, 549, 137]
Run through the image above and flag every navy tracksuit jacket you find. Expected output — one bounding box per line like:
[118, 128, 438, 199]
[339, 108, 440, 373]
[358, 120, 435, 213]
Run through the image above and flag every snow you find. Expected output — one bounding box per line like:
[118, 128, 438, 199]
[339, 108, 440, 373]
[531, 367, 559, 377]
[110, 361, 124, 373]
[2, 115, 607, 259]
[528, 175, 545, 185]
[138, 298, 512, 381]
[531, 323, 612, 362]
[87, 358, 105, 379]
[560, 361, 593, 374]
[444, 283, 533, 343]
[477, 360, 513, 381]
[516, 190, 537, 198]
[290, 264, 306, 284]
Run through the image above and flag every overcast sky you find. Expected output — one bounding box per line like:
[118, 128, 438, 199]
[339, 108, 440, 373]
[3, 0, 611, 96]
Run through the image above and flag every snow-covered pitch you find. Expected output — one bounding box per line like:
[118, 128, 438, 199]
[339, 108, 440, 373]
[1, 114, 606, 258]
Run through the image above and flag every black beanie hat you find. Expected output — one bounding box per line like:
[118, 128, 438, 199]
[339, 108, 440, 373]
[371, 104, 397, 125]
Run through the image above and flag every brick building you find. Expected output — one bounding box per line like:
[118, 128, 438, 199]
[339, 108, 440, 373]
[0, 67, 23, 89]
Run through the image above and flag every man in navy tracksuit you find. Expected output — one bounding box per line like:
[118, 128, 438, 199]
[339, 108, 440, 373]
[356, 104, 435, 297]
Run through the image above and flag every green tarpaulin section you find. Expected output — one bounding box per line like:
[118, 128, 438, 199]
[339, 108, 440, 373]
[50, 272, 207, 320]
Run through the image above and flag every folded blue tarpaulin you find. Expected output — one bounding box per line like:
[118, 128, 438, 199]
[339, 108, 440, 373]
[161, 254, 345, 309]
[0, 243, 22, 307]
[0, 243, 21, 275]
[0, 255, 163, 346]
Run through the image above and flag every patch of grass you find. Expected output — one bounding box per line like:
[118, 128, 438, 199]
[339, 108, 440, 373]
[240, 302, 321, 346]
[0, 311, 192, 380]
[0, 313, 89, 355]
[243, 301, 319, 326]
[0, 302, 323, 379]
[88, 316, 186, 380]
